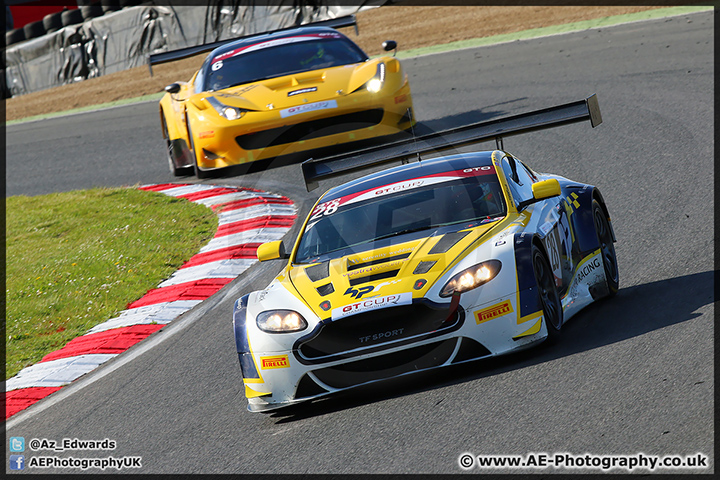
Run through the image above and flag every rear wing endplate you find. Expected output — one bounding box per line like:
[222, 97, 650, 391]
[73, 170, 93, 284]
[147, 14, 358, 76]
[302, 94, 602, 191]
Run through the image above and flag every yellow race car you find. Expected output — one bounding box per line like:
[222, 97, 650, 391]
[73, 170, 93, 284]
[156, 16, 414, 178]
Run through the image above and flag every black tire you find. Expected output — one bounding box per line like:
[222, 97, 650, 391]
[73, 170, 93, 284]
[161, 112, 191, 177]
[120, 0, 141, 7]
[5, 28, 26, 47]
[0, 72, 8, 100]
[186, 118, 209, 179]
[101, 1, 122, 13]
[61, 9, 85, 27]
[43, 12, 63, 33]
[592, 199, 619, 297]
[532, 244, 563, 343]
[23, 20, 46, 40]
[81, 4, 104, 21]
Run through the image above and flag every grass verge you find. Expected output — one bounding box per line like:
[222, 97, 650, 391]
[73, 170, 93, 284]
[5, 187, 219, 380]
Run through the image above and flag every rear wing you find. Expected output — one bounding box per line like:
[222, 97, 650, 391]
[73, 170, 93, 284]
[301, 94, 602, 191]
[147, 14, 358, 76]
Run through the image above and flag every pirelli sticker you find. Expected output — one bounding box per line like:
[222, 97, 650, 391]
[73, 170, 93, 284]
[475, 300, 513, 324]
[260, 355, 290, 369]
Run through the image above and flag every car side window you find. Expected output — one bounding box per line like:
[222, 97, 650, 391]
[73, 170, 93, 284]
[518, 159, 538, 182]
[501, 155, 535, 207]
[195, 65, 207, 94]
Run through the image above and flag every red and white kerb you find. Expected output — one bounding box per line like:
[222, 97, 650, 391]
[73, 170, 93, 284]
[5, 184, 297, 419]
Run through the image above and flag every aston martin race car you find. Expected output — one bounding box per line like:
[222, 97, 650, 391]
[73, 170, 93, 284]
[233, 95, 618, 412]
[154, 15, 414, 178]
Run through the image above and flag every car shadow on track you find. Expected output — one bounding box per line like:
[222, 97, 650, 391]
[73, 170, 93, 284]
[268, 270, 714, 423]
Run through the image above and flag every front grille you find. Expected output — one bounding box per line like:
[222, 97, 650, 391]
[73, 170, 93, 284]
[295, 374, 329, 399]
[294, 300, 464, 364]
[312, 338, 457, 389]
[451, 337, 492, 363]
[236, 109, 385, 150]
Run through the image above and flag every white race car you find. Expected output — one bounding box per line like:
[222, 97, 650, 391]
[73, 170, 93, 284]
[233, 95, 618, 412]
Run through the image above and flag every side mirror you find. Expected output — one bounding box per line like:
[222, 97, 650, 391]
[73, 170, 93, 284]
[257, 241, 288, 262]
[517, 179, 562, 211]
[164, 83, 181, 94]
[531, 179, 562, 201]
[382, 40, 397, 56]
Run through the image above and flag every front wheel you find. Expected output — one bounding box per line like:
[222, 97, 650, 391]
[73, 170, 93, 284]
[162, 113, 191, 177]
[592, 199, 619, 297]
[532, 244, 563, 343]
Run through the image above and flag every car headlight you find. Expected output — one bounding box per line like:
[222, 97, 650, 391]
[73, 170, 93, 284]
[439, 260, 502, 298]
[366, 62, 386, 93]
[206, 96, 248, 121]
[221, 106, 243, 120]
[256, 310, 308, 333]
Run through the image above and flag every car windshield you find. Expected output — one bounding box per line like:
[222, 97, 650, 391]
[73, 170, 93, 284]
[295, 174, 506, 263]
[204, 34, 367, 92]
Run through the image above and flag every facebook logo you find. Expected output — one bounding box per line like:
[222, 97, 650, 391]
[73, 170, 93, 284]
[10, 436, 25, 452]
[9, 455, 25, 470]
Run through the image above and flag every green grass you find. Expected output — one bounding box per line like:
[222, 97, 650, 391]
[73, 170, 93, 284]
[5, 187, 219, 379]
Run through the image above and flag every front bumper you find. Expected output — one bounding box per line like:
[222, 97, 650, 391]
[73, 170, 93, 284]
[238, 293, 549, 412]
[191, 82, 414, 171]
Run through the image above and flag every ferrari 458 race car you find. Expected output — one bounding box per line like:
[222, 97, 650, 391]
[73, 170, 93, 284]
[233, 95, 618, 412]
[152, 15, 414, 178]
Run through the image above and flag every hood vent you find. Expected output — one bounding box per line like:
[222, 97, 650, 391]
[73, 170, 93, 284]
[347, 252, 411, 271]
[305, 261, 330, 282]
[348, 269, 400, 286]
[316, 283, 335, 296]
[428, 231, 472, 254]
[413, 261, 436, 275]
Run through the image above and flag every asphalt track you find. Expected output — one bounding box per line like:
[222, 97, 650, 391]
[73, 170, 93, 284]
[5, 11, 714, 474]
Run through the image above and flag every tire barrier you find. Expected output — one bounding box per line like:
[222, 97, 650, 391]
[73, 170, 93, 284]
[42, 12, 64, 34]
[61, 8, 84, 28]
[22, 20, 46, 40]
[5, 27, 25, 47]
[4, 2, 382, 98]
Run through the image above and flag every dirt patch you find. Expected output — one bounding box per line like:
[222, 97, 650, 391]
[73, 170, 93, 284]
[5, 4, 669, 122]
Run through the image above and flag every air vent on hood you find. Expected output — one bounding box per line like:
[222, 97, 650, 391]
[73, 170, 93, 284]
[413, 261, 436, 275]
[305, 262, 330, 282]
[347, 252, 412, 271]
[428, 230, 472, 254]
[348, 269, 399, 286]
[316, 283, 335, 296]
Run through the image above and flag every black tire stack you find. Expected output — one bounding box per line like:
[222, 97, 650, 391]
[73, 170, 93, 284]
[3, 0, 145, 96]
[61, 8, 85, 28]
[81, 3, 104, 21]
[101, 0, 122, 14]
[5, 27, 25, 47]
[7, 1, 142, 47]
[23, 20, 46, 40]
